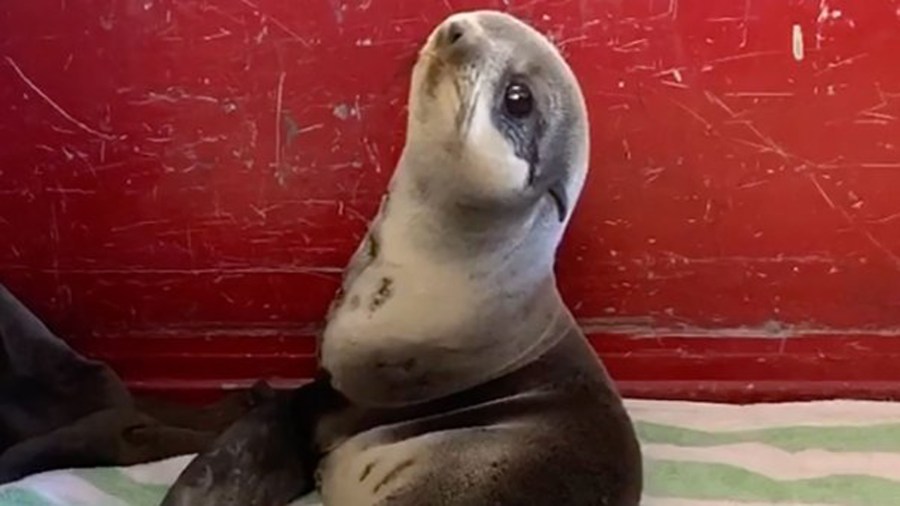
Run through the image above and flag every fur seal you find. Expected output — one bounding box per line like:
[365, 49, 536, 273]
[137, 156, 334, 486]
[162, 10, 642, 506]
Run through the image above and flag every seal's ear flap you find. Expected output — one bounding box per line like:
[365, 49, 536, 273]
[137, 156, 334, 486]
[547, 180, 568, 222]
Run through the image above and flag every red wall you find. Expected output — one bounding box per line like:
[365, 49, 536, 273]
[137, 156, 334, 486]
[4, 0, 900, 402]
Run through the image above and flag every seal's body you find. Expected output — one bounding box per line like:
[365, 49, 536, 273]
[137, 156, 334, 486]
[317, 324, 640, 505]
[161, 10, 642, 506]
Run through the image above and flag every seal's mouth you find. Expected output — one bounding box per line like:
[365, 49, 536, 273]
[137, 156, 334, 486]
[547, 182, 568, 222]
[415, 50, 482, 141]
[454, 73, 484, 139]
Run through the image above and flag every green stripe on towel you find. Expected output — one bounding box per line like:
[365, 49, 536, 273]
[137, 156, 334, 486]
[636, 421, 900, 453]
[0, 487, 54, 506]
[73, 469, 168, 506]
[645, 459, 900, 506]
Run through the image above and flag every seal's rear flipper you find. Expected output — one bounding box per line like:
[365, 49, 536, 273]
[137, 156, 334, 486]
[161, 379, 340, 506]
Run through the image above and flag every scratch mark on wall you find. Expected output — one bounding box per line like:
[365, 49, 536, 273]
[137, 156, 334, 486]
[648, 0, 678, 21]
[866, 212, 900, 225]
[860, 228, 900, 270]
[704, 91, 739, 118]
[238, 0, 311, 47]
[723, 91, 795, 98]
[203, 28, 232, 41]
[111, 220, 169, 233]
[274, 71, 286, 186]
[611, 38, 648, 53]
[129, 89, 219, 105]
[45, 188, 94, 195]
[664, 95, 714, 131]
[739, 0, 751, 48]
[814, 53, 869, 76]
[5, 56, 119, 141]
[808, 174, 900, 270]
[362, 137, 382, 173]
[807, 174, 835, 209]
[699, 51, 782, 72]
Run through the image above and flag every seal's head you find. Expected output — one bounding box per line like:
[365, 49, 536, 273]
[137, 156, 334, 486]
[405, 10, 588, 226]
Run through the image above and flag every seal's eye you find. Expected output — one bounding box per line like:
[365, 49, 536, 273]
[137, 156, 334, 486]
[504, 82, 533, 118]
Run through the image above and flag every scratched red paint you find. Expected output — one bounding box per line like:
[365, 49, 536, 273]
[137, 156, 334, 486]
[3, 0, 900, 402]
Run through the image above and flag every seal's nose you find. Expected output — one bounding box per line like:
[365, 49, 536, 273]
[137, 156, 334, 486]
[436, 17, 477, 50]
[445, 21, 466, 45]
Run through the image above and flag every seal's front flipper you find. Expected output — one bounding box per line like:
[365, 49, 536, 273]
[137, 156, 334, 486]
[161, 379, 341, 506]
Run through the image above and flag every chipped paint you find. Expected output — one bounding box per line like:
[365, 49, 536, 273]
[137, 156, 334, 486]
[792, 24, 804, 62]
[332, 103, 352, 120]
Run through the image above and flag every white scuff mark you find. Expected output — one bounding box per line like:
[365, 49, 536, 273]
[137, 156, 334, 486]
[817, 0, 831, 23]
[818, 3, 842, 22]
[672, 69, 683, 83]
[333, 103, 351, 120]
[814, 0, 843, 49]
[792, 24, 804, 62]
[356, 38, 372, 46]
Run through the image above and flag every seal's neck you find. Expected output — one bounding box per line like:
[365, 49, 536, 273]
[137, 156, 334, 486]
[320, 152, 577, 406]
[384, 150, 566, 287]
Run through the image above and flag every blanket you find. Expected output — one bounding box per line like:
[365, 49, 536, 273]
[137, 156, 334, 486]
[0, 284, 261, 484]
[3, 398, 900, 505]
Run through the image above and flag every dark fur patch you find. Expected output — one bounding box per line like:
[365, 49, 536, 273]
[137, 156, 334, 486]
[372, 458, 415, 494]
[359, 460, 377, 482]
[400, 358, 416, 372]
[369, 277, 394, 311]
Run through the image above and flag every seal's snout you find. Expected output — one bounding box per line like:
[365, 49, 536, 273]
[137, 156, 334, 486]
[444, 21, 466, 46]
[432, 16, 481, 57]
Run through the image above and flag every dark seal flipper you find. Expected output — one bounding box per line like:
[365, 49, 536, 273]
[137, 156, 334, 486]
[161, 378, 342, 506]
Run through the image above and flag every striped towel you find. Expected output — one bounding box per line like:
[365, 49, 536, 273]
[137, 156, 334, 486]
[3, 399, 900, 506]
